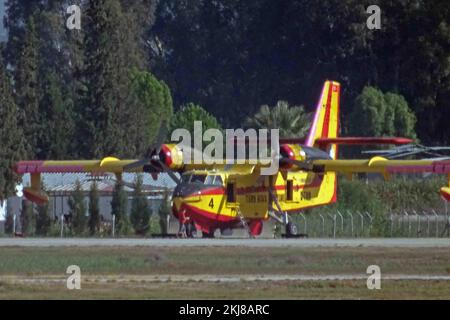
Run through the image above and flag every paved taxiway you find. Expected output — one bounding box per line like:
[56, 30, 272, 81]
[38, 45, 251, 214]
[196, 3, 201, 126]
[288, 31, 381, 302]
[0, 238, 449, 247]
[3, 274, 450, 284]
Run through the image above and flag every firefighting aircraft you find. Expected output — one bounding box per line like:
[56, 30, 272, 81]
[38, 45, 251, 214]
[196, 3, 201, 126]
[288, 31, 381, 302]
[14, 81, 450, 237]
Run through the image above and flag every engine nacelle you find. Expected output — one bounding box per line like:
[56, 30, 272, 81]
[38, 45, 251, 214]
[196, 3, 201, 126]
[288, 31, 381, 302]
[279, 144, 306, 169]
[279, 144, 331, 169]
[156, 144, 184, 170]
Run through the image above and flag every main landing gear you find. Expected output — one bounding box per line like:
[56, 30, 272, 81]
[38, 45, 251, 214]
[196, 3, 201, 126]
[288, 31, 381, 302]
[179, 220, 215, 238]
[268, 188, 300, 238]
[285, 221, 298, 237]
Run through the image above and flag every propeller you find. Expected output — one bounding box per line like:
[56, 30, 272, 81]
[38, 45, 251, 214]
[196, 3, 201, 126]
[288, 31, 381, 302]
[123, 121, 181, 185]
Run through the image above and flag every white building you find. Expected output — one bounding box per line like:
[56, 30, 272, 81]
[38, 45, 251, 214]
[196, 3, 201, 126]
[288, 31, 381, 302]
[1, 172, 176, 233]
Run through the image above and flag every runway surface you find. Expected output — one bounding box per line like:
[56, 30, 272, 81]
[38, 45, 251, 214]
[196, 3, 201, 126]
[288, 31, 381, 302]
[2, 274, 450, 284]
[1, 238, 450, 247]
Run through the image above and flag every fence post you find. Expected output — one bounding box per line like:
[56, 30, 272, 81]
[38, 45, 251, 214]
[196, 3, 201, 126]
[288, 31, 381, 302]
[390, 213, 394, 237]
[364, 212, 373, 236]
[337, 210, 344, 236]
[112, 214, 115, 238]
[403, 211, 411, 237]
[327, 213, 336, 238]
[299, 213, 307, 235]
[347, 210, 354, 238]
[432, 210, 439, 237]
[445, 201, 449, 238]
[425, 211, 430, 237]
[413, 210, 420, 237]
[333, 214, 336, 238]
[13, 214, 16, 235]
[357, 211, 364, 237]
[319, 213, 325, 237]
[60, 214, 64, 238]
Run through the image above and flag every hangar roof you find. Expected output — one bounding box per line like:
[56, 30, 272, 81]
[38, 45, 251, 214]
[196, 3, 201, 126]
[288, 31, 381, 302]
[20, 172, 177, 193]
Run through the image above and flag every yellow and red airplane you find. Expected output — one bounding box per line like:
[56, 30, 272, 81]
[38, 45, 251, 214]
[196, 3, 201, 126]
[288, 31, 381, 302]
[14, 81, 450, 237]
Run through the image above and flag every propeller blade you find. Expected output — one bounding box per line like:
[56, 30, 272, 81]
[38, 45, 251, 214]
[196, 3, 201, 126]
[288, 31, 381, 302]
[123, 158, 151, 171]
[145, 120, 168, 157]
[124, 121, 169, 171]
[158, 161, 181, 185]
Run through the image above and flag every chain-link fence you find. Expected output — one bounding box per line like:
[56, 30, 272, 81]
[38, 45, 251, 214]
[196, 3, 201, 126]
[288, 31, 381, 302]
[293, 210, 450, 238]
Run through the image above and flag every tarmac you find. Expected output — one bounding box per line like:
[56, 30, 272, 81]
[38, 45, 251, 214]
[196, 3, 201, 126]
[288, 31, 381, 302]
[1, 237, 450, 247]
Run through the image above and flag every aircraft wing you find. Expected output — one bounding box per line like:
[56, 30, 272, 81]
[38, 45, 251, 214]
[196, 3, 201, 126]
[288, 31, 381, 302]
[311, 157, 450, 177]
[15, 158, 143, 174]
[311, 158, 450, 202]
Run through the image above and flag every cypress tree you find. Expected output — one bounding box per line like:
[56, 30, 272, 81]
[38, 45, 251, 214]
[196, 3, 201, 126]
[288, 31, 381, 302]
[111, 180, 129, 236]
[14, 16, 39, 158]
[130, 175, 151, 235]
[35, 202, 51, 237]
[38, 71, 75, 159]
[81, 0, 133, 158]
[68, 180, 87, 235]
[20, 199, 35, 236]
[88, 181, 101, 236]
[158, 192, 171, 235]
[0, 53, 26, 201]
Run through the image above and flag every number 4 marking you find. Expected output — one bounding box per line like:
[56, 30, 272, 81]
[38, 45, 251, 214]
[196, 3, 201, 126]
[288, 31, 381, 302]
[209, 198, 214, 209]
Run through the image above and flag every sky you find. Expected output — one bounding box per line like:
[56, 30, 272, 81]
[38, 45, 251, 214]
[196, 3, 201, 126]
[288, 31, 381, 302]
[0, 0, 6, 42]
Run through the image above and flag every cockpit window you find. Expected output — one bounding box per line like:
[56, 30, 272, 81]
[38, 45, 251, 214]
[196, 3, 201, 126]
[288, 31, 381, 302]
[182, 174, 223, 185]
[181, 174, 191, 184]
[213, 176, 223, 186]
[205, 175, 215, 185]
[204, 175, 224, 186]
[191, 174, 207, 184]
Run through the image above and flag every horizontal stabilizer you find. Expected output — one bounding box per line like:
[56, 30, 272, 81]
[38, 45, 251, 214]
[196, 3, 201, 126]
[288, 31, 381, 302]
[316, 137, 413, 147]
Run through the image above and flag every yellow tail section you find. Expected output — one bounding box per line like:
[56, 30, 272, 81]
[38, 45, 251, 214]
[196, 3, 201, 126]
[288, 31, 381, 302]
[306, 80, 340, 160]
[305, 80, 341, 206]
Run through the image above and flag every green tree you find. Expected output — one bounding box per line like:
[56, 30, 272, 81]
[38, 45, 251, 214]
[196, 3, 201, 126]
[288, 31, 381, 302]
[68, 180, 87, 235]
[111, 180, 130, 236]
[3, 1, 43, 69]
[349, 86, 417, 139]
[130, 175, 151, 235]
[81, 0, 159, 158]
[245, 101, 311, 138]
[88, 181, 101, 236]
[4, 206, 14, 235]
[169, 103, 222, 134]
[38, 71, 75, 159]
[20, 200, 35, 236]
[35, 202, 51, 236]
[0, 53, 26, 201]
[127, 69, 174, 156]
[158, 192, 171, 235]
[14, 16, 39, 158]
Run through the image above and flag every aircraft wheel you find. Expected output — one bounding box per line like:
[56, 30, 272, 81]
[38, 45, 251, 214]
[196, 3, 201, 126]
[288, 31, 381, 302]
[202, 231, 215, 238]
[286, 222, 298, 237]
